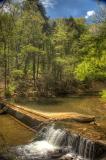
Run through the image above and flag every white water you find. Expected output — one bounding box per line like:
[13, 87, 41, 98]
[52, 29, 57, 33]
[45, 125, 66, 146]
[16, 126, 63, 158]
[18, 140, 56, 156]
[16, 125, 95, 160]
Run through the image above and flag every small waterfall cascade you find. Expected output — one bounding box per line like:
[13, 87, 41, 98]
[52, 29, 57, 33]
[45, 125, 67, 146]
[67, 134, 95, 160]
[15, 125, 106, 160]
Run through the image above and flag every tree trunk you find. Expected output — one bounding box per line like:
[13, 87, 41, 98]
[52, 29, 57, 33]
[36, 55, 40, 78]
[33, 54, 36, 89]
[4, 43, 7, 97]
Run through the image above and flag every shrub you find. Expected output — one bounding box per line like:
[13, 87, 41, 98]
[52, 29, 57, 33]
[100, 90, 106, 100]
[5, 84, 16, 98]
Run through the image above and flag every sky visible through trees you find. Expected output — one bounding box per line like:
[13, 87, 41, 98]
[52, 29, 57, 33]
[0, 0, 106, 98]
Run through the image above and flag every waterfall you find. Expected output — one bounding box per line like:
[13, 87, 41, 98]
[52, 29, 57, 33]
[14, 125, 105, 160]
[67, 133, 95, 160]
[45, 125, 67, 146]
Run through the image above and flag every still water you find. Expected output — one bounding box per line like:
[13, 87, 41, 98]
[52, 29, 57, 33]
[13, 96, 105, 116]
[0, 114, 35, 151]
[12, 96, 106, 133]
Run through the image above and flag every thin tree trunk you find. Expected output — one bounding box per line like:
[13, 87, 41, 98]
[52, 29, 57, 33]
[4, 43, 7, 96]
[33, 54, 36, 89]
[36, 55, 40, 78]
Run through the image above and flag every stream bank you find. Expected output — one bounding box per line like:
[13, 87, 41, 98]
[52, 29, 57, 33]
[0, 97, 106, 160]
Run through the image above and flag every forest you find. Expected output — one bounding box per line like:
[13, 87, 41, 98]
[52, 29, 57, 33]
[0, 0, 106, 99]
[0, 1, 106, 160]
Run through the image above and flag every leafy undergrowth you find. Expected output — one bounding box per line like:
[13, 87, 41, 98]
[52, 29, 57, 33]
[101, 90, 106, 101]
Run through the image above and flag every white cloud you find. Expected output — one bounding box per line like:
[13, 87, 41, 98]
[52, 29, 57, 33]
[85, 10, 96, 19]
[40, 0, 56, 9]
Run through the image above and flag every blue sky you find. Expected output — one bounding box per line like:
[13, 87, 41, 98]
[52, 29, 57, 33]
[40, 0, 106, 18]
[0, 0, 106, 18]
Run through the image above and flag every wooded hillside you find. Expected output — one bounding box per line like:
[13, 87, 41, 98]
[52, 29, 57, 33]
[0, 0, 106, 98]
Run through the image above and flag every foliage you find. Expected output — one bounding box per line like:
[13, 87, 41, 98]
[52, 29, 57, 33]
[101, 90, 106, 100]
[75, 53, 106, 81]
[0, 0, 106, 97]
[12, 70, 24, 80]
[5, 84, 16, 97]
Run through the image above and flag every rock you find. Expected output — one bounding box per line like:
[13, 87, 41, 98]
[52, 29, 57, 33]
[82, 128, 87, 131]
[59, 155, 74, 160]
[90, 121, 97, 125]
[0, 109, 4, 114]
[48, 149, 66, 159]
[72, 116, 95, 123]
[96, 123, 101, 127]
[0, 154, 12, 160]
[59, 153, 76, 160]
[0, 107, 8, 114]
[0, 103, 5, 109]
[51, 153, 63, 159]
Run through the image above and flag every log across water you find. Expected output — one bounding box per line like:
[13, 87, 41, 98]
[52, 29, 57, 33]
[0, 101, 95, 127]
[0, 101, 106, 160]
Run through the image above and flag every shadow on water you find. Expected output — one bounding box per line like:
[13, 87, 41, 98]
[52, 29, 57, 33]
[12, 97, 64, 106]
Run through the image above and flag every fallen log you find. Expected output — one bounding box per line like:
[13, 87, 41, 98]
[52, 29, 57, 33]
[48, 112, 95, 123]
